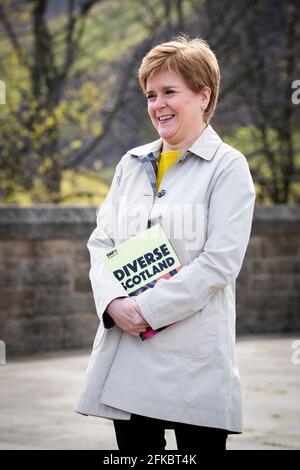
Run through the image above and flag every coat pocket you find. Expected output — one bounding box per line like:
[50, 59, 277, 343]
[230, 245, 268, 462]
[148, 292, 220, 360]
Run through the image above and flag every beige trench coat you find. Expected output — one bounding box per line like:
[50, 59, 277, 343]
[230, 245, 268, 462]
[74, 125, 256, 433]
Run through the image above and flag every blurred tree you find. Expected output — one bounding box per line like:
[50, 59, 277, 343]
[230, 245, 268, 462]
[0, 0, 181, 203]
[1, 0, 298, 204]
[0, 0, 160, 203]
[0, 0, 107, 202]
[233, 0, 300, 203]
[190, 0, 300, 203]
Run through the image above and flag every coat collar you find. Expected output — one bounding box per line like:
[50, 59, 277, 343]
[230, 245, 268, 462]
[127, 125, 223, 161]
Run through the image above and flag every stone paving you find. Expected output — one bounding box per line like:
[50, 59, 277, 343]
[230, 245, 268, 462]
[0, 335, 299, 450]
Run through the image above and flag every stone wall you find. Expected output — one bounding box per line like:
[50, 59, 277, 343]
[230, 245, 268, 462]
[0, 205, 299, 357]
[237, 206, 300, 334]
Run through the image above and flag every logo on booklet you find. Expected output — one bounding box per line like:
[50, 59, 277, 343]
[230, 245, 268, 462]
[107, 248, 118, 259]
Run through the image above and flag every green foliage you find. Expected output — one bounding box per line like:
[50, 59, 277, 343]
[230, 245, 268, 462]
[3, 167, 111, 205]
[0, 57, 105, 202]
[222, 126, 300, 204]
[72, 0, 151, 75]
[1, 1, 298, 205]
[0, 0, 156, 204]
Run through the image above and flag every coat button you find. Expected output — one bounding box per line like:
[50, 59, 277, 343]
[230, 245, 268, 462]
[157, 189, 166, 198]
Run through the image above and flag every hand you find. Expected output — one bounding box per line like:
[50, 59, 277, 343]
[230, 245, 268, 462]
[106, 297, 150, 337]
[130, 297, 146, 321]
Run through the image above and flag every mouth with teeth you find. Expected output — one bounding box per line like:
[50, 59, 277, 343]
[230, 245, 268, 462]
[157, 114, 175, 123]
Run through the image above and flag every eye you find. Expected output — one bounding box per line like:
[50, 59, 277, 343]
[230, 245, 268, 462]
[146, 94, 155, 100]
[165, 90, 174, 94]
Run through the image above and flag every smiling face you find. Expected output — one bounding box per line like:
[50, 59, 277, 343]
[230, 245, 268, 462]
[146, 70, 211, 151]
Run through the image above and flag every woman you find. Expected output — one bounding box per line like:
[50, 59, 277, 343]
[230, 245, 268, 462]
[75, 36, 256, 451]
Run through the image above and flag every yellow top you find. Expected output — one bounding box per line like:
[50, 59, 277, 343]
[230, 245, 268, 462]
[156, 150, 181, 192]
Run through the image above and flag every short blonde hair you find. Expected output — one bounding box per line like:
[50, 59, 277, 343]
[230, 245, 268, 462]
[138, 36, 221, 123]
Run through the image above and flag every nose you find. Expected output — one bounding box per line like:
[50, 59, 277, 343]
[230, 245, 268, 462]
[152, 95, 166, 111]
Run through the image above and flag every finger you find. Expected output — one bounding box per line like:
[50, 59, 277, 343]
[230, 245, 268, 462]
[132, 303, 144, 317]
[130, 318, 148, 329]
[129, 299, 143, 314]
[136, 324, 149, 331]
[131, 328, 147, 334]
[128, 327, 148, 335]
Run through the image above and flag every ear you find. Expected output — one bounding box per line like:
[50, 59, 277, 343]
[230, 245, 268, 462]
[200, 86, 211, 111]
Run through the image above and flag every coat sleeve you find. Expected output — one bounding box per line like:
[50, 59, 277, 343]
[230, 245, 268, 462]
[87, 159, 129, 328]
[135, 154, 256, 330]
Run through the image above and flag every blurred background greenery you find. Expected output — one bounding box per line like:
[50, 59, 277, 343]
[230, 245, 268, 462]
[0, 0, 299, 205]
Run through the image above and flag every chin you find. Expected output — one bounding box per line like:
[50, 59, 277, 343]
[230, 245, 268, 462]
[157, 129, 176, 140]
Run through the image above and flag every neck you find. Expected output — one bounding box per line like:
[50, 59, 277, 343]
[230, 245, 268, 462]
[162, 122, 208, 153]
